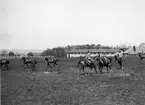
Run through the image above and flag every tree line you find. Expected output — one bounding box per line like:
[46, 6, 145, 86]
[0, 44, 131, 57]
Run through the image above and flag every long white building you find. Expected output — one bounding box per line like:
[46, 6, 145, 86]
[66, 49, 121, 57]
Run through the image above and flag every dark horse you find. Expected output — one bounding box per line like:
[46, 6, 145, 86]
[138, 53, 145, 63]
[29, 59, 37, 72]
[21, 57, 31, 68]
[77, 56, 97, 75]
[95, 56, 112, 74]
[0, 59, 10, 70]
[21, 57, 37, 70]
[44, 57, 59, 68]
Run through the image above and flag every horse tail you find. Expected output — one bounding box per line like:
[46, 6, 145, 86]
[77, 61, 80, 68]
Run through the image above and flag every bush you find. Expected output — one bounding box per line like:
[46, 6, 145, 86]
[27, 52, 33, 56]
[9, 51, 15, 56]
[41, 47, 67, 57]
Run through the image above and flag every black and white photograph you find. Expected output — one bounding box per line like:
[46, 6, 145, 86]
[0, 0, 145, 105]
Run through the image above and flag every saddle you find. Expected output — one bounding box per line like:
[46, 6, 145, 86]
[26, 59, 31, 62]
[48, 59, 53, 62]
[85, 59, 93, 65]
[1, 60, 6, 63]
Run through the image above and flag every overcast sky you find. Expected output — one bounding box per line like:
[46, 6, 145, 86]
[0, 0, 145, 50]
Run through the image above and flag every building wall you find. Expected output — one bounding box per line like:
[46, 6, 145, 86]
[67, 52, 117, 57]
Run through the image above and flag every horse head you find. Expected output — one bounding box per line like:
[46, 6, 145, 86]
[44, 57, 48, 61]
[55, 59, 59, 62]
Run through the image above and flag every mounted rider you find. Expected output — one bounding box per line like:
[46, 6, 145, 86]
[102, 53, 109, 62]
[0, 58, 6, 63]
[84, 51, 94, 64]
[48, 56, 54, 62]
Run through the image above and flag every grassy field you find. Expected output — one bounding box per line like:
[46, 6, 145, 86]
[1, 56, 145, 105]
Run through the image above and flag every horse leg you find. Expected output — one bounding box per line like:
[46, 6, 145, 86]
[54, 62, 58, 68]
[120, 62, 123, 69]
[100, 67, 103, 74]
[26, 63, 29, 68]
[89, 67, 93, 75]
[107, 63, 111, 71]
[6, 64, 8, 70]
[47, 62, 52, 68]
[99, 66, 103, 74]
[106, 66, 109, 73]
[4, 64, 7, 71]
[55, 62, 59, 68]
[94, 65, 97, 74]
[53, 62, 56, 68]
[0, 64, 2, 70]
[82, 66, 86, 75]
[78, 64, 82, 75]
[34, 66, 36, 72]
[33, 65, 36, 72]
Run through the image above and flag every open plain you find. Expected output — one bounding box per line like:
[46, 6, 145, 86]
[1, 56, 145, 105]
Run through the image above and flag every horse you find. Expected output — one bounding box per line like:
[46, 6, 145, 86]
[138, 53, 145, 63]
[29, 59, 37, 72]
[21, 57, 35, 69]
[44, 57, 59, 68]
[95, 56, 112, 74]
[0, 59, 10, 70]
[77, 56, 97, 75]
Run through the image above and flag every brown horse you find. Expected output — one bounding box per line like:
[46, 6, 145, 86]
[0, 59, 10, 70]
[21, 57, 37, 71]
[78, 56, 97, 75]
[138, 53, 145, 63]
[44, 57, 59, 68]
[95, 56, 112, 74]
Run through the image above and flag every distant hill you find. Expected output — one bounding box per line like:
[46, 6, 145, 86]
[0, 49, 43, 54]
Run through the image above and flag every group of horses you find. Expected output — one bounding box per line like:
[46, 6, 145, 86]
[0, 56, 59, 71]
[0, 53, 145, 74]
[77, 53, 145, 75]
[77, 55, 124, 75]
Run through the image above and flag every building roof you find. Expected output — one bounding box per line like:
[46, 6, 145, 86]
[67, 49, 120, 53]
[123, 46, 145, 54]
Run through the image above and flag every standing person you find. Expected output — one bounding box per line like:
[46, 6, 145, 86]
[117, 50, 124, 69]
[117, 50, 123, 59]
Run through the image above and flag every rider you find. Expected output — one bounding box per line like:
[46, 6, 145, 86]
[103, 53, 107, 58]
[49, 56, 53, 62]
[103, 53, 109, 62]
[84, 51, 94, 63]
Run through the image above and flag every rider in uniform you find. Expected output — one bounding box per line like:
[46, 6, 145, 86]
[84, 51, 94, 64]
[49, 56, 54, 62]
[103, 53, 107, 59]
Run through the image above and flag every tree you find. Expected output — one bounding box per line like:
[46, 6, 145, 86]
[96, 44, 101, 49]
[9, 51, 15, 56]
[139, 43, 145, 47]
[0, 50, 8, 56]
[40, 47, 67, 57]
[52, 47, 66, 57]
[27, 52, 33, 56]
